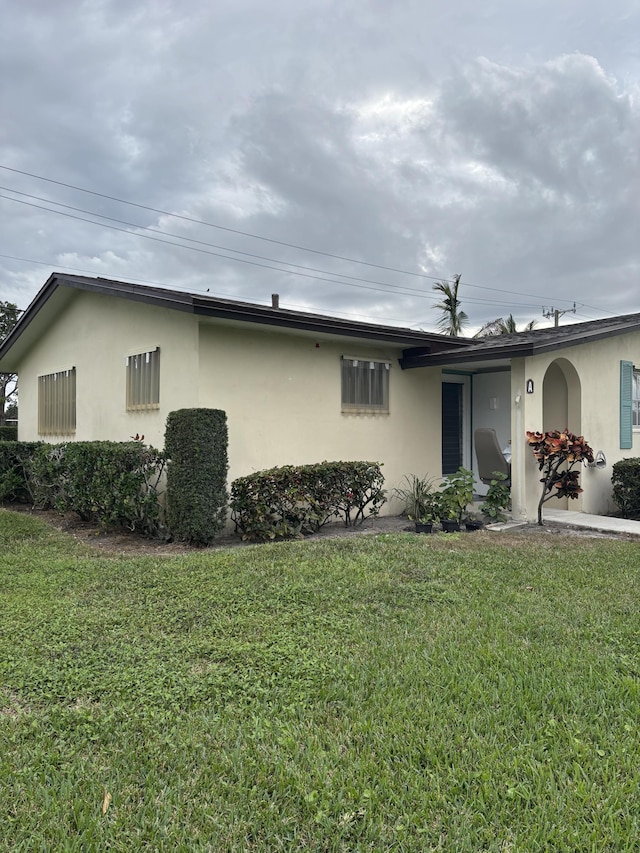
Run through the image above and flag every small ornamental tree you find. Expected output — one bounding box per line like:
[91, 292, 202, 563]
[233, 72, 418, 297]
[526, 429, 594, 525]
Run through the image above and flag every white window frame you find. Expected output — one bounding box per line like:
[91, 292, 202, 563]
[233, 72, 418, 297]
[633, 368, 640, 428]
[126, 347, 160, 411]
[341, 356, 390, 414]
[38, 367, 76, 435]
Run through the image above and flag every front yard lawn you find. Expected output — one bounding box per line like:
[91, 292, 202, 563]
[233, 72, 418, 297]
[1, 510, 638, 851]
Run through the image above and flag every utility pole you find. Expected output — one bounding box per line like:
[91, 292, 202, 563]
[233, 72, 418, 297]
[542, 303, 576, 327]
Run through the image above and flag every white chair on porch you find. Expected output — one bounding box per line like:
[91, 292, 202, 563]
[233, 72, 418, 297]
[474, 428, 511, 487]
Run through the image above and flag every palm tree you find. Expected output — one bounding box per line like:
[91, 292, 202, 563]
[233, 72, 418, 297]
[432, 274, 468, 336]
[474, 314, 536, 337]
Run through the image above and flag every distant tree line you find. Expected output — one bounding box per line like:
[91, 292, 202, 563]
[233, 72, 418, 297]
[0, 301, 20, 426]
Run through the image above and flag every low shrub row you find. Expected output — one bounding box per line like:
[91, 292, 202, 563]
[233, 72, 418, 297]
[0, 441, 42, 503]
[230, 461, 385, 540]
[30, 441, 167, 536]
[1, 422, 382, 546]
[0, 425, 17, 442]
[1, 440, 165, 535]
[0, 409, 229, 544]
[612, 457, 640, 519]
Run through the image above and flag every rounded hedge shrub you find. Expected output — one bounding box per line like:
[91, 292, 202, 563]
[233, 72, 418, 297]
[612, 457, 640, 519]
[165, 408, 228, 544]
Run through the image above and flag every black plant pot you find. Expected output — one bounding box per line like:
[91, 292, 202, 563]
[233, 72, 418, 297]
[465, 520, 483, 532]
[441, 519, 461, 533]
[414, 522, 433, 534]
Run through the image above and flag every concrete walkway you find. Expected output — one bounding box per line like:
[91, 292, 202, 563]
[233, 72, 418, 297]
[542, 508, 640, 536]
[492, 508, 640, 537]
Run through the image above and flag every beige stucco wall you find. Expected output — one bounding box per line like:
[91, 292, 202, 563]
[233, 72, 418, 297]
[197, 322, 444, 510]
[16, 290, 198, 446]
[511, 331, 640, 520]
[15, 290, 445, 515]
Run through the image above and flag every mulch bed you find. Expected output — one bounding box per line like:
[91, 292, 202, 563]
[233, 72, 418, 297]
[3, 503, 636, 557]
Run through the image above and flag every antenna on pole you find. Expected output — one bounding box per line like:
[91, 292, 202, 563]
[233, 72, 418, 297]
[541, 303, 576, 327]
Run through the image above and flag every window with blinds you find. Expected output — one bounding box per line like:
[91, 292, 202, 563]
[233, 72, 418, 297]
[341, 357, 390, 413]
[126, 348, 160, 411]
[633, 369, 640, 427]
[38, 368, 76, 435]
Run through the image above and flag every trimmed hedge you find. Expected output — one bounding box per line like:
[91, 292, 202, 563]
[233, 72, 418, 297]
[0, 425, 17, 442]
[29, 441, 166, 535]
[0, 441, 42, 503]
[611, 458, 640, 519]
[165, 408, 228, 545]
[230, 461, 386, 540]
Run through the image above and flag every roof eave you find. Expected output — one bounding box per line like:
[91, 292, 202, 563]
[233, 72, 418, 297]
[0, 274, 197, 369]
[0, 273, 466, 368]
[399, 345, 532, 369]
[192, 298, 454, 346]
[400, 322, 640, 369]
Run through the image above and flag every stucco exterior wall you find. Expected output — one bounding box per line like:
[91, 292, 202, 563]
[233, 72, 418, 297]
[16, 290, 198, 446]
[15, 291, 445, 516]
[512, 331, 640, 519]
[197, 322, 444, 507]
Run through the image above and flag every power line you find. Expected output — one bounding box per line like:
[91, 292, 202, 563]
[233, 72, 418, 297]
[0, 192, 549, 310]
[0, 253, 429, 326]
[0, 192, 429, 300]
[0, 163, 454, 283]
[9, 184, 559, 308]
[0, 185, 440, 293]
[574, 303, 619, 318]
[0, 163, 588, 308]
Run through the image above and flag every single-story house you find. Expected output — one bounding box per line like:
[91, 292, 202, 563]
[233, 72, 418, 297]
[1, 272, 639, 521]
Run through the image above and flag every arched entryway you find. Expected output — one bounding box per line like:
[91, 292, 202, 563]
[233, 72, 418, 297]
[542, 358, 582, 509]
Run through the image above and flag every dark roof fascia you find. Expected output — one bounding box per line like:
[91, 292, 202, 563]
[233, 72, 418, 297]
[70, 275, 195, 312]
[0, 273, 467, 362]
[400, 342, 534, 368]
[400, 319, 640, 369]
[0, 274, 196, 362]
[0, 274, 65, 361]
[192, 296, 459, 347]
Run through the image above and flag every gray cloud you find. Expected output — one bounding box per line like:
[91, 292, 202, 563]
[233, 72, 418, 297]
[1, 0, 639, 330]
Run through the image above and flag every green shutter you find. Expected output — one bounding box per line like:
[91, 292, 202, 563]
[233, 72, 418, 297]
[620, 360, 633, 449]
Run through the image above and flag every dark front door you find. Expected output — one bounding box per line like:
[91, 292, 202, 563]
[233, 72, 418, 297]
[442, 382, 463, 475]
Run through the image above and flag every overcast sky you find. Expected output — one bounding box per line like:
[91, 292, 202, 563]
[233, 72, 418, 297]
[1, 0, 639, 334]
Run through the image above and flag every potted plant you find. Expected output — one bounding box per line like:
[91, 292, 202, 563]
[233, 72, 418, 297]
[480, 471, 511, 524]
[463, 510, 483, 532]
[437, 467, 475, 532]
[394, 474, 439, 533]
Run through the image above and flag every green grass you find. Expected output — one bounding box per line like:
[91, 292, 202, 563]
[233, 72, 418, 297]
[1, 509, 639, 851]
